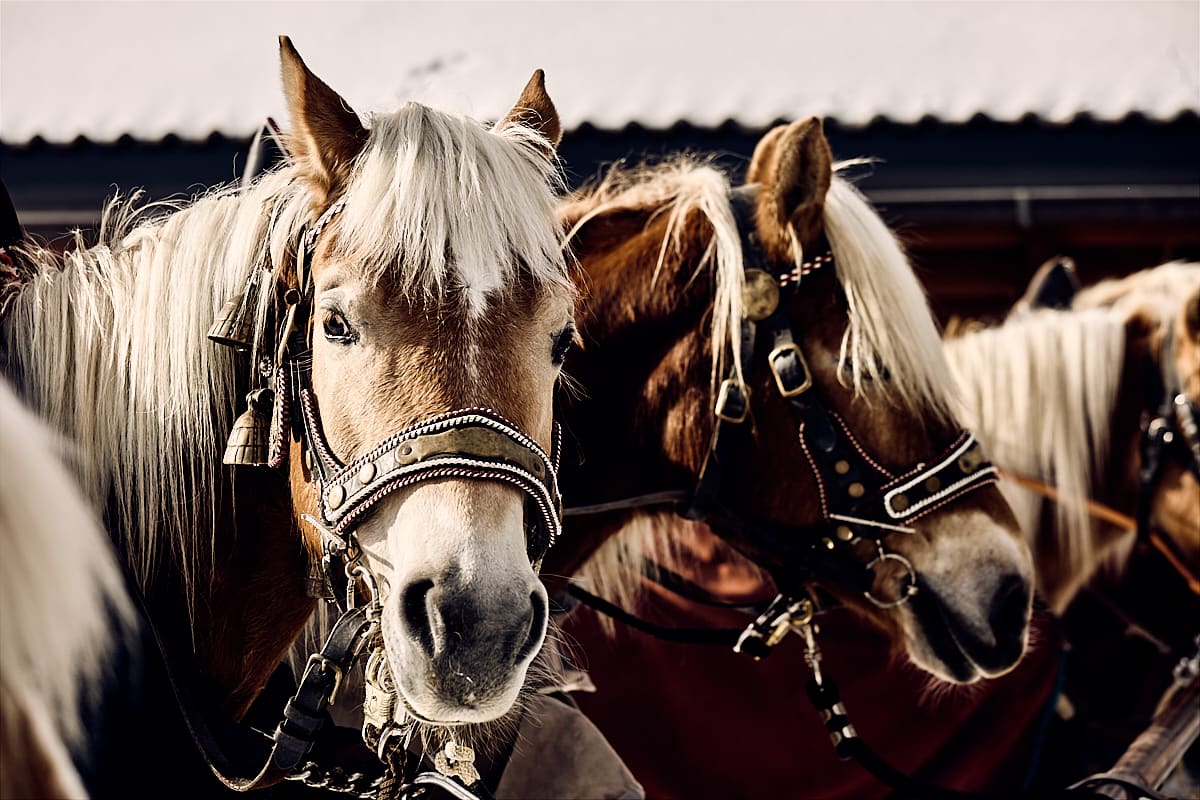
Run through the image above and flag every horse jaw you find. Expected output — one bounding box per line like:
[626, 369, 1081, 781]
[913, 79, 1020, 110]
[891, 508, 1034, 684]
[355, 481, 548, 725]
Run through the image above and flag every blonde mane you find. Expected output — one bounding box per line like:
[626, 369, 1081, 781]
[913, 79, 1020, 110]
[1, 103, 567, 615]
[0, 381, 133, 791]
[565, 157, 958, 611]
[944, 309, 1127, 591]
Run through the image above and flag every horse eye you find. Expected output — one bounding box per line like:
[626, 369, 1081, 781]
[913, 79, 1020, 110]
[322, 311, 357, 344]
[551, 323, 575, 365]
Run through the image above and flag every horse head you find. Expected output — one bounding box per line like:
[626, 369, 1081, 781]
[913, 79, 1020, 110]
[278, 39, 573, 725]
[556, 118, 1033, 684]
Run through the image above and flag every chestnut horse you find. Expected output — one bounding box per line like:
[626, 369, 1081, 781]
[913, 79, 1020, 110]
[0, 380, 134, 799]
[945, 262, 1200, 611]
[540, 120, 1047, 797]
[1, 38, 573, 793]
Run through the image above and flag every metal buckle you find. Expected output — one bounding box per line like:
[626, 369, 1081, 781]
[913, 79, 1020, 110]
[768, 342, 813, 397]
[715, 379, 750, 423]
[306, 653, 345, 704]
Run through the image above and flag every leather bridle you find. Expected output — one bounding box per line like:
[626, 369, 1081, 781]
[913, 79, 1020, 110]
[191, 196, 565, 799]
[567, 184, 999, 658]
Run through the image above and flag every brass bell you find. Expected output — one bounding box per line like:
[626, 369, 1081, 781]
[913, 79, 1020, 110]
[208, 270, 262, 351]
[223, 388, 274, 466]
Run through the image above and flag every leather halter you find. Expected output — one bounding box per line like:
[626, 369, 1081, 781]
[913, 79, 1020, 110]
[672, 185, 997, 655]
[565, 186, 999, 658]
[1137, 317, 1200, 541]
[276, 200, 563, 570]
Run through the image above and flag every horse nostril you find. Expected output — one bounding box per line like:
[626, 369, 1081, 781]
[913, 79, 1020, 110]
[514, 589, 549, 664]
[402, 578, 436, 657]
[989, 573, 1030, 639]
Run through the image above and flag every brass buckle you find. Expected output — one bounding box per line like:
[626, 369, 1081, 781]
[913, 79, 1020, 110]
[306, 652, 345, 704]
[715, 379, 750, 423]
[768, 342, 813, 397]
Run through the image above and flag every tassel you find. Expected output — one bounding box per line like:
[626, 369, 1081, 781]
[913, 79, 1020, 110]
[223, 388, 273, 466]
[208, 270, 262, 351]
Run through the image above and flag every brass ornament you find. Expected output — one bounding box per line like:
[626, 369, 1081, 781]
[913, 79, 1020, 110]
[223, 388, 274, 466]
[208, 269, 263, 351]
[742, 269, 781, 322]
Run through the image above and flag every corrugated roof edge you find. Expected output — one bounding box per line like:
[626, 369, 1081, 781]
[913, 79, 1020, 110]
[4, 111, 1199, 149]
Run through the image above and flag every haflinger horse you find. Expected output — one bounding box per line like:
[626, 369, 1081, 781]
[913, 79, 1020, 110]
[542, 119, 1055, 797]
[1, 37, 574, 795]
[945, 262, 1200, 612]
[0, 380, 135, 799]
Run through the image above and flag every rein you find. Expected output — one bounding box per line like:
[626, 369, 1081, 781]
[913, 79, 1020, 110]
[1000, 469, 1200, 596]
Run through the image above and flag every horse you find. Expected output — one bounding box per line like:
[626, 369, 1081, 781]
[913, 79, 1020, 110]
[540, 119, 1055, 798]
[0, 380, 135, 799]
[944, 262, 1200, 612]
[1, 37, 575, 793]
[945, 261, 1200, 791]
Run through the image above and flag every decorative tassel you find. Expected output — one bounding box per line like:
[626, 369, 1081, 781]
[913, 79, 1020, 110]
[208, 270, 262, 351]
[223, 388, 273, 466]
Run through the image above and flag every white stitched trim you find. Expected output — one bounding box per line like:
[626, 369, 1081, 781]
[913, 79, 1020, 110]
[883, 435, 995, 520]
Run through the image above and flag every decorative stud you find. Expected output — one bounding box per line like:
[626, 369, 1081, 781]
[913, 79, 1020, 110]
[742, 269, 781, 321]
[834, 460, 850, 475]
[890, 493, 910, 512]
[325, 484, 346, 510]
[836, 525, 854, 541]
[222, 389, 274, 466]
[924, 476, 941, 492]
[822, 537, 835, 550]
[848, 482, 865, 498]
[358, 462, 377, 484]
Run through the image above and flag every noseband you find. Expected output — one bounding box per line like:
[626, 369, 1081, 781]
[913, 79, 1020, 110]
[269, 199, 562, 574]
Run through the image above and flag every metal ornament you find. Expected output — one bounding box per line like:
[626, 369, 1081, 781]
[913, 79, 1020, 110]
[742, 268, 781, 321]
[208, 269, 264, 351]
[223, 388, 274, 466]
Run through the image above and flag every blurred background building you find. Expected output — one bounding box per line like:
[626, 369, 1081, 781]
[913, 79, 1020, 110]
[2, 0, 1197, 322]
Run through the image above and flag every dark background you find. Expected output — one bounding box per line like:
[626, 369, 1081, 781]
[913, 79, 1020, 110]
[4, 112, 1198, 323]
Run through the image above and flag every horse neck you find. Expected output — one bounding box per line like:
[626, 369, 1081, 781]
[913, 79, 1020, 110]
[547, 206, 717, 590]
[3, 176, 319, 718]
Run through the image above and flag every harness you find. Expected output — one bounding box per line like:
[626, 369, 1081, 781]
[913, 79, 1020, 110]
[568, 185, 997, 653]
[199, 196, 564, 799]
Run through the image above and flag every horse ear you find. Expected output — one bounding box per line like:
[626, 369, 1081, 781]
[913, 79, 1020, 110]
[745, 124, 789, 185]
[494, 70, 562, 154]
[279, 36, 367, 199]
[753, 117, 833, 261]
[1017, 256, 1081, 313]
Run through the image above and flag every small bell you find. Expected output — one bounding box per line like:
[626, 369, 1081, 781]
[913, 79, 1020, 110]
[208, 270, 262, 351]
[223, 388, 274, 466]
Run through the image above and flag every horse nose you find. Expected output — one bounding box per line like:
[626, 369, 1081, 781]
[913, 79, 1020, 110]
[400, 575, 547, 667]
[988, 572, 1031, 656]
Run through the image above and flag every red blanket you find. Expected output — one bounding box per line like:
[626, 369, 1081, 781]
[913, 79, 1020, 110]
[563, 571, 1064, 799]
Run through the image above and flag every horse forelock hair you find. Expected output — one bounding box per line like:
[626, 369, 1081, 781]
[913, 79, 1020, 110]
[944, 308, 1127, 587]
[0, 382, 134, 752]
[568, 159, 956, 608]
[824, 169, 956, 423]
[335, 103, 570, 317]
